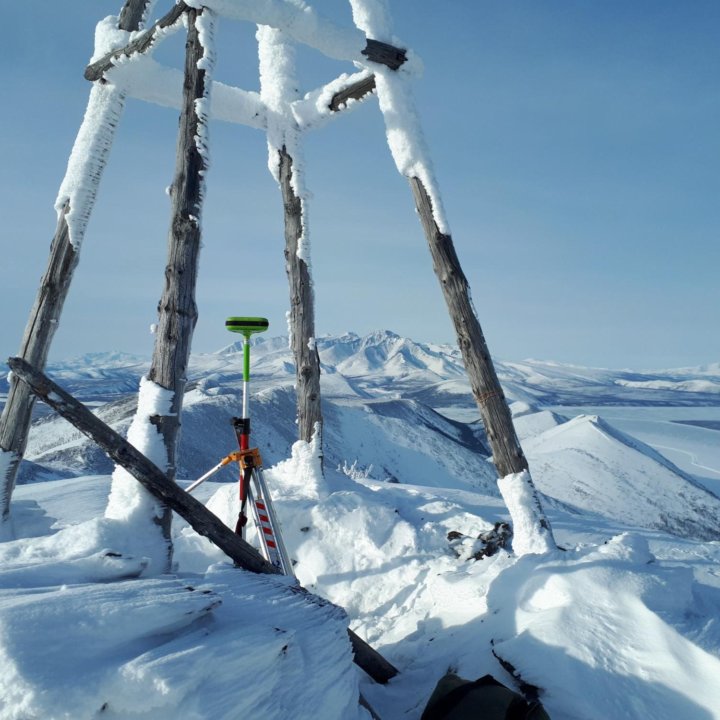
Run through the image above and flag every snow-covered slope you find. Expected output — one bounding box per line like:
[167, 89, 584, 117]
[3, 446, 720, 719]
[3, 331, 720, 719]
[524, 414, 720, 540]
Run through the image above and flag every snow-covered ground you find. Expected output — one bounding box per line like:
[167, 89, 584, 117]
[2, 331, 720, 719]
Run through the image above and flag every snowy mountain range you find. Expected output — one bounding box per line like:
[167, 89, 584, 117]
[10, 329, 717, 407]
[3, 331, 720, 719]
[10, 330, 720, 540]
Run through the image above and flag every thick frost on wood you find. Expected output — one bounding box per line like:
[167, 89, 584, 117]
[292, 70, 376, 129]
[0, 449, 18, 524]
[111, 58, 267, 128]
[497, 471, 556, 556]
[55, 16, 133, 249]
[186, 0, 366, 62]
[55, 83, 126, 249]
[258, 26, 300, 177]
[193, 8, 217, 174]
[85, 3, 187, 82]
[348, 0, 449, 234]
[257, 24, 310, 263]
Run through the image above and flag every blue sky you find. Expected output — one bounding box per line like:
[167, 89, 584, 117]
[1, 1, 718, 370]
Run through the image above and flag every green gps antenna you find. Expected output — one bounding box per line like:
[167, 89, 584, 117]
[226, 317, 269, 450]
[225, 317, 269, 338]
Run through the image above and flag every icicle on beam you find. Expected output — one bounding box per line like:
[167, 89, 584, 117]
[349, 0, 556, 555]
[258, 25, 322, 448]
[0, 0, 151, 523]
[7, 357, 400, 685]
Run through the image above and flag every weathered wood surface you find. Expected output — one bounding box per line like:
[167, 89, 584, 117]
[118, 0, 149, 31]
[85, 2, 189, 82]
[7, 357, 399, 684]
[408, 178, 526, 476]
[0, 205, 76, 518]
[279, 147, 323, 446]
[0, 0, 151, 522]
[143, 8, 210, 550]
[408, 177, 555, 543]
[328, 75, 377, 111]
[362, 39, 407, 70]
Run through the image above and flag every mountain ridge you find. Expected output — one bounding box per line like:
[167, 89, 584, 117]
[7, 331, 720, 542]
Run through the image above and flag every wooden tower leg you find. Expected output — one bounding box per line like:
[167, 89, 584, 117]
[0, 0, 151, 523]
[409, 178, 555, 554]
[349, 0, 556, 555]
[279, 148, 322, 447]
[104, 8, 216, 571]
[257, 25, 323, 450]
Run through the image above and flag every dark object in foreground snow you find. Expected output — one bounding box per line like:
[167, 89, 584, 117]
[447, 522, 513, 561]
[421, 673, 551, 720]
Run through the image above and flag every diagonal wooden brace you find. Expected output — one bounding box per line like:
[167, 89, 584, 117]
[7, 356, 399, 684]
[85, 2, 189, 82]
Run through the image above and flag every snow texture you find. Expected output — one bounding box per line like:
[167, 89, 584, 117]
[2, 332, 720, 718]
[104, 376, 174, 573]
[0, 562, 362, 720]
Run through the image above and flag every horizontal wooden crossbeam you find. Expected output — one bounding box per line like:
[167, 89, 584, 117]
[328, 74, 377, 112]
[85, 2, 407, 83]
[7, 356, 400, 684]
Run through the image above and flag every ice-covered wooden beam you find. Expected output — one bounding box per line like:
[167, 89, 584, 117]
[86, 0, 406, 83]
[289, 71, 378, 130]
[117, 61, 378, 132]
[109, 58, 267, 129]
[85, 1, 188, 82]
[7, 357, 400, 684]
[327, 74, 376, 111]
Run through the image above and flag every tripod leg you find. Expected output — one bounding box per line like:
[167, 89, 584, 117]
[250, 467, 295, 578]
[235, 464, 252, 537]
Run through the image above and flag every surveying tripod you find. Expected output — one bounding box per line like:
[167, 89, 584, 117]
[186, 317, 294, 577]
